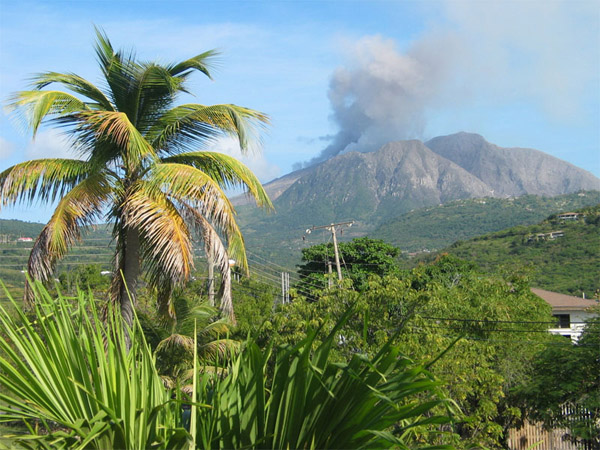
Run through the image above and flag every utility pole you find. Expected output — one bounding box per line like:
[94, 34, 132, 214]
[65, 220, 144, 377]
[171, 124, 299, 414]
[281, 272, 290, 303]
[306, 221, 354, 282]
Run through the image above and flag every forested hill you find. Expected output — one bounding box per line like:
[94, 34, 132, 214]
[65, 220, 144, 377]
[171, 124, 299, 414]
[437, 204, 600, 297]
[0, 219, 45, 241]
[373, 191, 600, 252]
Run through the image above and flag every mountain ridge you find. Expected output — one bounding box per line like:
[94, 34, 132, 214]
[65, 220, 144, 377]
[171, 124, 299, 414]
[233, 132, 599, 209]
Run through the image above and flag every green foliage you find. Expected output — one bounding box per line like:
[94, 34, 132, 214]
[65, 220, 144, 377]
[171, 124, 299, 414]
[0, 282, 454, 449]
[513, 315, 600, 448]
[58, 264, 110, 295]
[442, 204, 600, 296]
[241, 256, 555, 448]
[137, 292, 237, 384]
[191, 308, 454, 449]
[231, 276, 279, 337]
[373, 192, 600, 252]
[0, 283, 189, 449]
[297, 237, 400, 293]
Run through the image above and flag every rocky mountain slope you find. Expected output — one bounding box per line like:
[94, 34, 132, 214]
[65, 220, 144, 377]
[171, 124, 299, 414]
[425, 132, 599, 196]
[236, 132, 599, 225]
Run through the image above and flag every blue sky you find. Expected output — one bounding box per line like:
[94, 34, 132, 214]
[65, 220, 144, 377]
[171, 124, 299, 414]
[0, 0, 599, 222]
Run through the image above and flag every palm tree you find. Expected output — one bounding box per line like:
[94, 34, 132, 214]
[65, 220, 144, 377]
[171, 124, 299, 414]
[0, 28, 272, 324]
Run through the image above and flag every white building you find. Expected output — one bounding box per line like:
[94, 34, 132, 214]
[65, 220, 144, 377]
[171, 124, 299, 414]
[531, 288, 599, 342]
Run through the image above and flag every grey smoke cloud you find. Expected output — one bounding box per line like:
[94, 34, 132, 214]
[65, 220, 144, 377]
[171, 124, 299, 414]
[301, 0, 598, 168]
[301, 34, 460, 167]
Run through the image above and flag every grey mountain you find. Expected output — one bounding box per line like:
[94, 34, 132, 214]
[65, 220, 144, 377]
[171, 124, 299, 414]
[235, 132, 599, 250]
[234, 132, 599, 267]
[270, 139, 494, 224]
[425, 132, 599, 196]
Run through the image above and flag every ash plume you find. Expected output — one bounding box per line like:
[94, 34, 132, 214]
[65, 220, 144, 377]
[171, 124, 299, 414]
[300, 34, 458, 168]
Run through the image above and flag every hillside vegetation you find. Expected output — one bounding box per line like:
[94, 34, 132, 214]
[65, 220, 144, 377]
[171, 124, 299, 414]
[373, 191, 600, 252]
[439, 204, 600, 296]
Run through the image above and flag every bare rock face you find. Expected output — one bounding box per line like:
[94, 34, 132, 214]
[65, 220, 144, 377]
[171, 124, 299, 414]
[233, 132, 599, 226]
[425, 132, 600, 196]
[272, 140, 495, 223]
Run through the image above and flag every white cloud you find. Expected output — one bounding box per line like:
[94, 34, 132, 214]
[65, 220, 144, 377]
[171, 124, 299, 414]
[25, 129, 78, 160]
[0, 137, 15, 160]
[213, 136, 281, 182]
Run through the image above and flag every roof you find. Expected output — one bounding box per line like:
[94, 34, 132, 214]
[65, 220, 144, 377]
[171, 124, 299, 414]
[531, 288, 599, 311]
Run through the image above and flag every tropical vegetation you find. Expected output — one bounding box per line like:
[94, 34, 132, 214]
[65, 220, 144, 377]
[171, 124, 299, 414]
[0, 29, 272, 324]
[241, 252, 559, 448]
[441, 204, 600, 296]
[0, 283, 453, 449]
[514, 315, 600, 448]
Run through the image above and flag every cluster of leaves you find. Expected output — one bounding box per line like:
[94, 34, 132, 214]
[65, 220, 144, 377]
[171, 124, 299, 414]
[0, 283, 189, 449]
[297, 237, 400, 294]
[0, 283, 453, 449]
[136, 290, 237, 386]
[58, 264, 111, 295]
[242, 254, 556, 448]
[513, 316, 600, 448]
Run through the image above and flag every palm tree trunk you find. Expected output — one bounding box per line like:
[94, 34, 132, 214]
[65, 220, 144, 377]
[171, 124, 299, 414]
[111, 226, 140, 328]
[120, 227, 140, 327]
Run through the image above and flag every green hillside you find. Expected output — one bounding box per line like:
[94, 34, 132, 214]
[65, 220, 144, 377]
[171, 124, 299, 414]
[237, 191, 600, 268]
[0, 223, 115, 301]
[439, 204, 600, 296]
[373, 191, 600, 252]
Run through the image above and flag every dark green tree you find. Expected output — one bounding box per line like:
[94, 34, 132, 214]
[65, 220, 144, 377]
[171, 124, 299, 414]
[514, 315, 600, 448]
[247, 255, 555, 448]
[296, 237, 400, 294]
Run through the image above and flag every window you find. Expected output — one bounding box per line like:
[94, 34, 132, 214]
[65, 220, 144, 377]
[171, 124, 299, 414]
[553, 314, 570, 328]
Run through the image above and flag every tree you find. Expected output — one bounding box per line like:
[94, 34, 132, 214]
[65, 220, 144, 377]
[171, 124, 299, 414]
[514, 315, 600, 448]
[249, 255, 555, 447]
[0, 28, 272, 324]
[296, 237, 400, 294]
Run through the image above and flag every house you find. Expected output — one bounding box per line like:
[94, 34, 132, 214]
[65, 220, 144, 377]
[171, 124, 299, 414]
[531, 288, 599, 342]
[17, 237, 33, 242]
[556, 212, 580, 220]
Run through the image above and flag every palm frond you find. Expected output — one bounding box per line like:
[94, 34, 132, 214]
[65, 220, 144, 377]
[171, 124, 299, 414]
[76, 110, 157, 170]
[25, 172, 112, 303]
[122, 181, 193, 290]
[0, 159, 92, 208]
[155, 333, 195, 354]
[169, 50, 219, 79]
[6, 90, 87, 134]
[129, 63, 186, 132]
[199, 338, 240, 360]
[31, 72, 114, 111]
[147, 104, 269, 155]
[163, 152, 273, 209]
[93, 26, 115, 77]
[148, 162, 234, 219]
[179, 203, 235, 322]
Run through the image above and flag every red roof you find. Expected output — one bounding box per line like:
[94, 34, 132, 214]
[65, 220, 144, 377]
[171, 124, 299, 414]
[531, 288, 599, 311]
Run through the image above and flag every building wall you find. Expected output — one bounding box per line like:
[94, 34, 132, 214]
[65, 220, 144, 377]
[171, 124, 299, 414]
[549, 309, 596, 342]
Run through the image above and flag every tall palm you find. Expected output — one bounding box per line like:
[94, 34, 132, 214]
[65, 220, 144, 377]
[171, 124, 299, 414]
[0, 29, 272, 324]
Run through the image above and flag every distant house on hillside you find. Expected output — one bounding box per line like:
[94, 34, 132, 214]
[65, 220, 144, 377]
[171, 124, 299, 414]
[17, 237, 33, 242]
[556, 212, 580, 220]
[531, 288, 598, 342]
